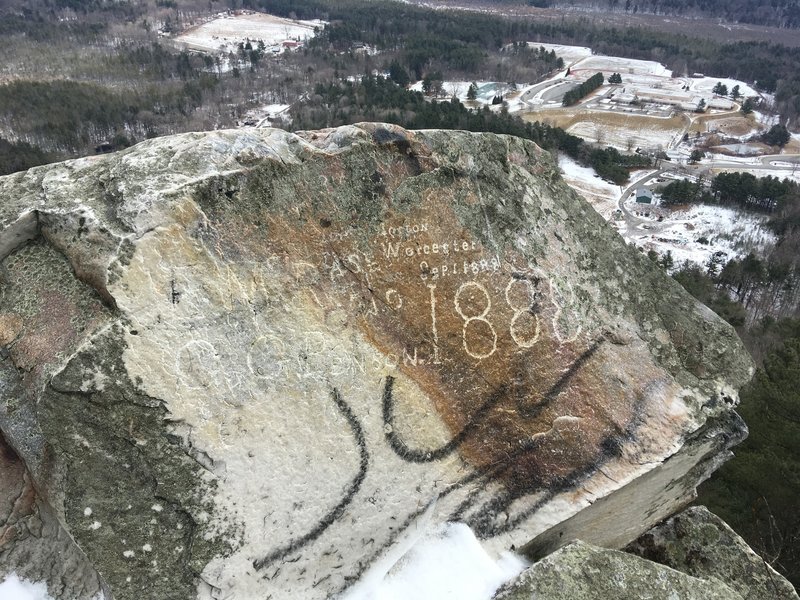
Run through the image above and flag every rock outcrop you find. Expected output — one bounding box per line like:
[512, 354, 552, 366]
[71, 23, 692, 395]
[0, 124, 753, 599]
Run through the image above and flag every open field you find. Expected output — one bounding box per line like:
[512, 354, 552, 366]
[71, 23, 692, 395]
[527, 43, 591, 65]
[567, 119, 680, 151]
[572, 55, 671, 78]
[701, 115, 760, 138]
[174, 12, 324, 54]
[523, 110, 686, 151]
[558, 154, 623, 218]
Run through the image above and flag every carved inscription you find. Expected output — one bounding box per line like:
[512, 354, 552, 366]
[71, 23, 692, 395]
[196, 188, 642, 596]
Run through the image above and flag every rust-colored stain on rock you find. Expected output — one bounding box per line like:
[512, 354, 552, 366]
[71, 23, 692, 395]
[204, 138, 644, 519]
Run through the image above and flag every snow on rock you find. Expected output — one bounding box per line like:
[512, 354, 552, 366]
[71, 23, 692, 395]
[0, 574, 54, 600]
[345, 520, 527, 600]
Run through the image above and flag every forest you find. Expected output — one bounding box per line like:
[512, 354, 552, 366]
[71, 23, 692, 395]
[3, 0, 800, 166]
[526, 0, 800, 28]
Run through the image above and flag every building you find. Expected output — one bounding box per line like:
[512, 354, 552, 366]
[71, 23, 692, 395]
[635, 187, 654, 204]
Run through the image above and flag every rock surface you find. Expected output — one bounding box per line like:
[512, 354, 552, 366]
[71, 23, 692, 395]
[0, 124, 753, 599]
[628, 506, 800, 600]
[0, 433, 107, 599]
[494, 540, 744, 600]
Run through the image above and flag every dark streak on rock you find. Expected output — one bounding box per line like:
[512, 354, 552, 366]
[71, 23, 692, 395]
[335, 401, 644, 597]
[253, 387, 369, 570]
[383, 339, 604, 463]
[382, 377, 508, 463]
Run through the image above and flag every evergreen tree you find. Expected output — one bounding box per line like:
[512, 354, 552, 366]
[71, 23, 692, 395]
[763, 124, 791, 147]
[388, 61, 410, 87]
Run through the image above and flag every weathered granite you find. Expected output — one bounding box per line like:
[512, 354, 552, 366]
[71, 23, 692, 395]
[494, 540, 744, 600]
[0, 124, 753, 599]
[0, 433, 107, 599]
[627, 506, 799, 600]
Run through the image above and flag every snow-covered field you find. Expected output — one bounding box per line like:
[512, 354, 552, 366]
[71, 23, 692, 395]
[711, 166, 800, 184]
[625, 202, 776, 268]
[408, 80, 537, 113]
[527, 42, 592, 65]
[408, 80, 519, 105]
[174, 12, 324, 54]
[567, 121, 680, 152]
[571, 55, 672, 78]
[558, 155, 622, 218]
[689, 77, 758, 98]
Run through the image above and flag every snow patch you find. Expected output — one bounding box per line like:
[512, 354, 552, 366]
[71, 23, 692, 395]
[626, 202, 776, 268]
[344, 507, 526, 600]
[558, 154, 621, 219]
[0, 574, 53, 600]
[526, 43, 592, 65]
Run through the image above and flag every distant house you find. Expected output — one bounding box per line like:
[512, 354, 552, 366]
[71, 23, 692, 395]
[635, 187, 654, 204]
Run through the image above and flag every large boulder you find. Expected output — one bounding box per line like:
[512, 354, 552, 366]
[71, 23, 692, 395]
[627, 506, 799, 600]
[494, 540, 743, 600]
[0, 124, 752, 599]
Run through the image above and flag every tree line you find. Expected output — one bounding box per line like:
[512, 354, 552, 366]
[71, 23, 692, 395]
[562, 72, 604, 106]
[674, 255, 800, 586]
[659, 173, 799, 214]
[536, 0, 800, 28]
[286, 75, 649, 182]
